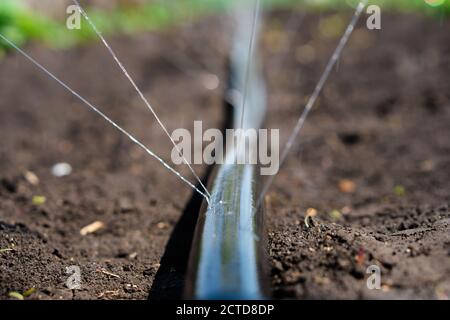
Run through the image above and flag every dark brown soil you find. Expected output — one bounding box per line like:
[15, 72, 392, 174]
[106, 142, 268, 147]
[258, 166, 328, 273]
[1, 12, 449, 300]
[264, 12, 450, 299]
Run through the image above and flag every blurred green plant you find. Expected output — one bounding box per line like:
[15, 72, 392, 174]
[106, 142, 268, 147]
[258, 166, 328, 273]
[298, 0, 449, 12]
[0, 1, 56, 53]
[0, 0, 448, 54]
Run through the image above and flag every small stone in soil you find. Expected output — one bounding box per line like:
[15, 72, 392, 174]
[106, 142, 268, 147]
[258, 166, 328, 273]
[24, 171, 39, 185]
[118, 197, 134, 213]
[128, 252, 138, 259]
[157, 222, 169, 229]
[51, 163, 72, 177]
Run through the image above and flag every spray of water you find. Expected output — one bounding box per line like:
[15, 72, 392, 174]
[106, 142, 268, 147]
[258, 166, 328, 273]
[0, 33, 210, 202]
[237, 0, 261, 132]
[259, 0, 368, 205]
[72, 0, 210, 198]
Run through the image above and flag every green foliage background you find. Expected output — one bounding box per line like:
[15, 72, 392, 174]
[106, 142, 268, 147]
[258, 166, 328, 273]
[0, 0, 448, 53]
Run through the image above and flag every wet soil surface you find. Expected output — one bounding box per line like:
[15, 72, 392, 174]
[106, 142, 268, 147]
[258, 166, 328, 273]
[0, 12, 449, 299]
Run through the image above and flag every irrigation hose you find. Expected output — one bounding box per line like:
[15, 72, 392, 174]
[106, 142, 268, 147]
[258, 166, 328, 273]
[185, 3, 267, 300]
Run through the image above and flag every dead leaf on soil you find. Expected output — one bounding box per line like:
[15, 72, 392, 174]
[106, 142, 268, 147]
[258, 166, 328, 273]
[22, 288, 36, 297]
[355, 247, 366, 265]
[8, 291, 24, 300]
[313, 276, 330, 285]
[24, 171, 39, 185]
[32, 195, 46, 205]
[156, 222, 169, 229]
[97, 268, 121, 279]
[381, 284, 391, 292]
[338, 179, 356, 193]
[98, 290, 120, 299]
[80, 221, 105, 236]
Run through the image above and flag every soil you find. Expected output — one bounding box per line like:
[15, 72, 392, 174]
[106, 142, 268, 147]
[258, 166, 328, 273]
[0, 12, 449, 300]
